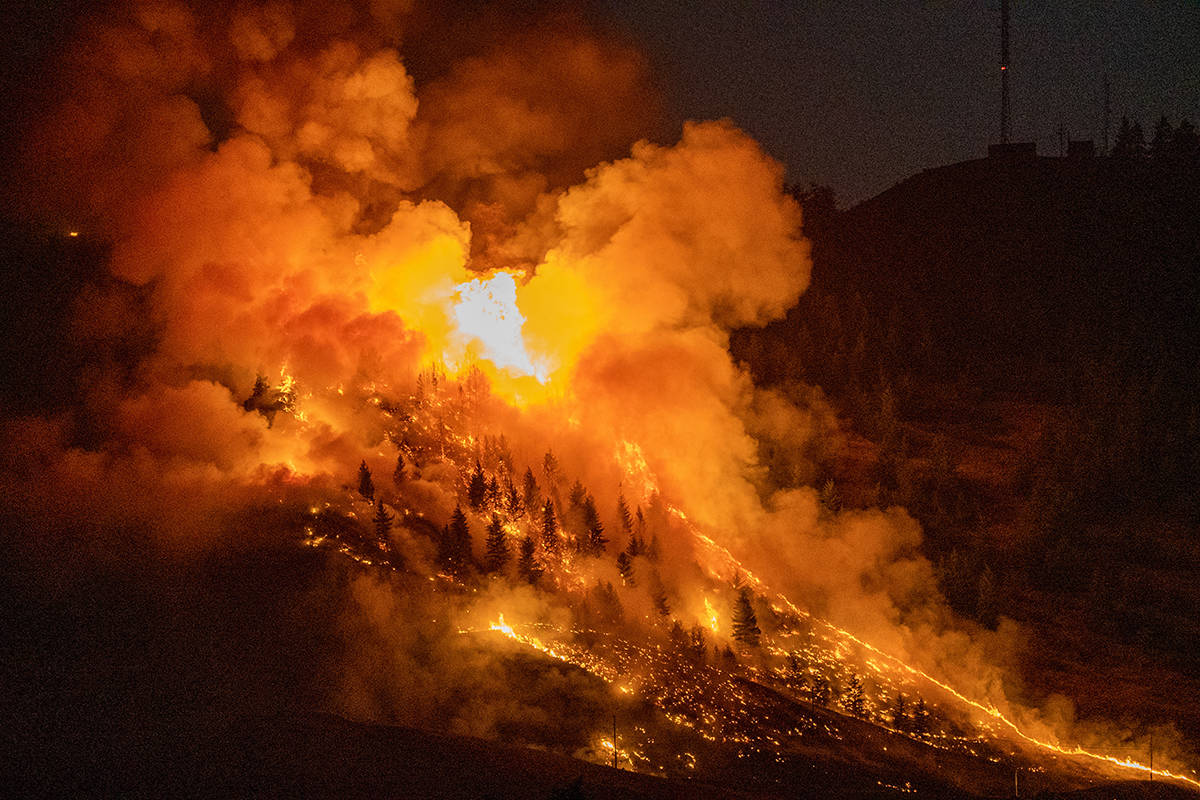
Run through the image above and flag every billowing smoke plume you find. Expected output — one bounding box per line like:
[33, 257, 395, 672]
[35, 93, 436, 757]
[3, 0, 1190, 783]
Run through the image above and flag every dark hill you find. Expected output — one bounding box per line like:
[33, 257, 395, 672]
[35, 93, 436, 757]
[813, 154, 1200, 395]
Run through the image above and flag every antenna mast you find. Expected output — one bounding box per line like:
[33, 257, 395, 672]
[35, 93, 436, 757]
[1103, 74, 1111, 155]
[1000, 0, 1011, 144]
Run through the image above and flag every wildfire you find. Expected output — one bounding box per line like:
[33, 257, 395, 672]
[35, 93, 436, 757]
[616, 440, 659, 500]
[452, 271, 545, 381]
[489, 613, 516, 637]
[685, 530, 1200, 789]
[703, 597, 720, 633]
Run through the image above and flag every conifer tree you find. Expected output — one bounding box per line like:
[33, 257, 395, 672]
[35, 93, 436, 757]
[720, 645, 738, 668]
[843, 673, 866, 718]
[503, 475, 522, 517]
[541, 499, 559, 552]
[787, 650, 804, 680]
[522, 467, 540, 514]
[517, 535, 542, 585]
[616, 551, 634, 585]
[1150, 115, 1174, 160]
[372, 499, 393, 553]
[583, 496, 607, 555]
[892, 693, 909, 732]
[646, 532, 661, 562]
[617, 492, 633, 536]
[357, 460, 375, 501]
[651, 581, 670, 617]
[1113, 116, 1146, 158]
[810, 674, 830, 707]
[442, 505, 472, 574]
[542, 450, 560, 488]
[912, 697, 930, 736]
[485, 513, 510, 573]
[485, 475, 501, 509]
[668, 620, 687, 653]
[467, 461, 488, 510]
[568, 480, 587, 511]
[732, 587, 761, 647]
[627, 531, 644, 557]
[1171, 118, 1198, 160]
[593, 581, 624, 624]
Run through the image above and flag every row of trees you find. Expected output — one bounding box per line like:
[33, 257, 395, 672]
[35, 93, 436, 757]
[1112, 115, 1200, 162]
[783, 652, 932, 733]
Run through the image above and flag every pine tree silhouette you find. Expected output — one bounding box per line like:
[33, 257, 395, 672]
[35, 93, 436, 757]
[843, 673, 866, 718]
[504, 476, 522, 517]
[467, 461, 487, 510]
[442, 505, 472, 574]
[892, 693, 909, 732]
[517, 535, 542, 585]
[651, 580, 670, 617]
[912, 697, 930, 736]
[732, 587, 761, 647]
[1150, 115, 1174, 160]
[616, 551, 634, 584]
[541, 499, 559, 552]
[617, 492, 633, 536]
[583, 496, 607, 555]
[522, 467, 540, 514]
[484, 513, 510, 573]
[357, 460, 375, 501]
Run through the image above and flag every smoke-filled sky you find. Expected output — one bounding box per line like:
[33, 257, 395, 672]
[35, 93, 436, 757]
[4, 1, 1199, 205]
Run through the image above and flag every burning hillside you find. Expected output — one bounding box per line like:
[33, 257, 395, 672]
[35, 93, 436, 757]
[1, 1, 1197, 796]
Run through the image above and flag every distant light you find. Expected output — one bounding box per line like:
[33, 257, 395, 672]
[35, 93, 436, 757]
[1000, 66, 1007, 71]
[68, 231, 80, 237]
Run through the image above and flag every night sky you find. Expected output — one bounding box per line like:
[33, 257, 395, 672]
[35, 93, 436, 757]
[1, 1, 1197, 206]
[601, 1, 1200, 203]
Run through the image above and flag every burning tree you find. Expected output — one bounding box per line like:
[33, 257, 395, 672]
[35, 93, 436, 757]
[582, 496, 607, 555]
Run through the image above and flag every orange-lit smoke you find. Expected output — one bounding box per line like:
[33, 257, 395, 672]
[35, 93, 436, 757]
[7, 0, 1193, 785]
